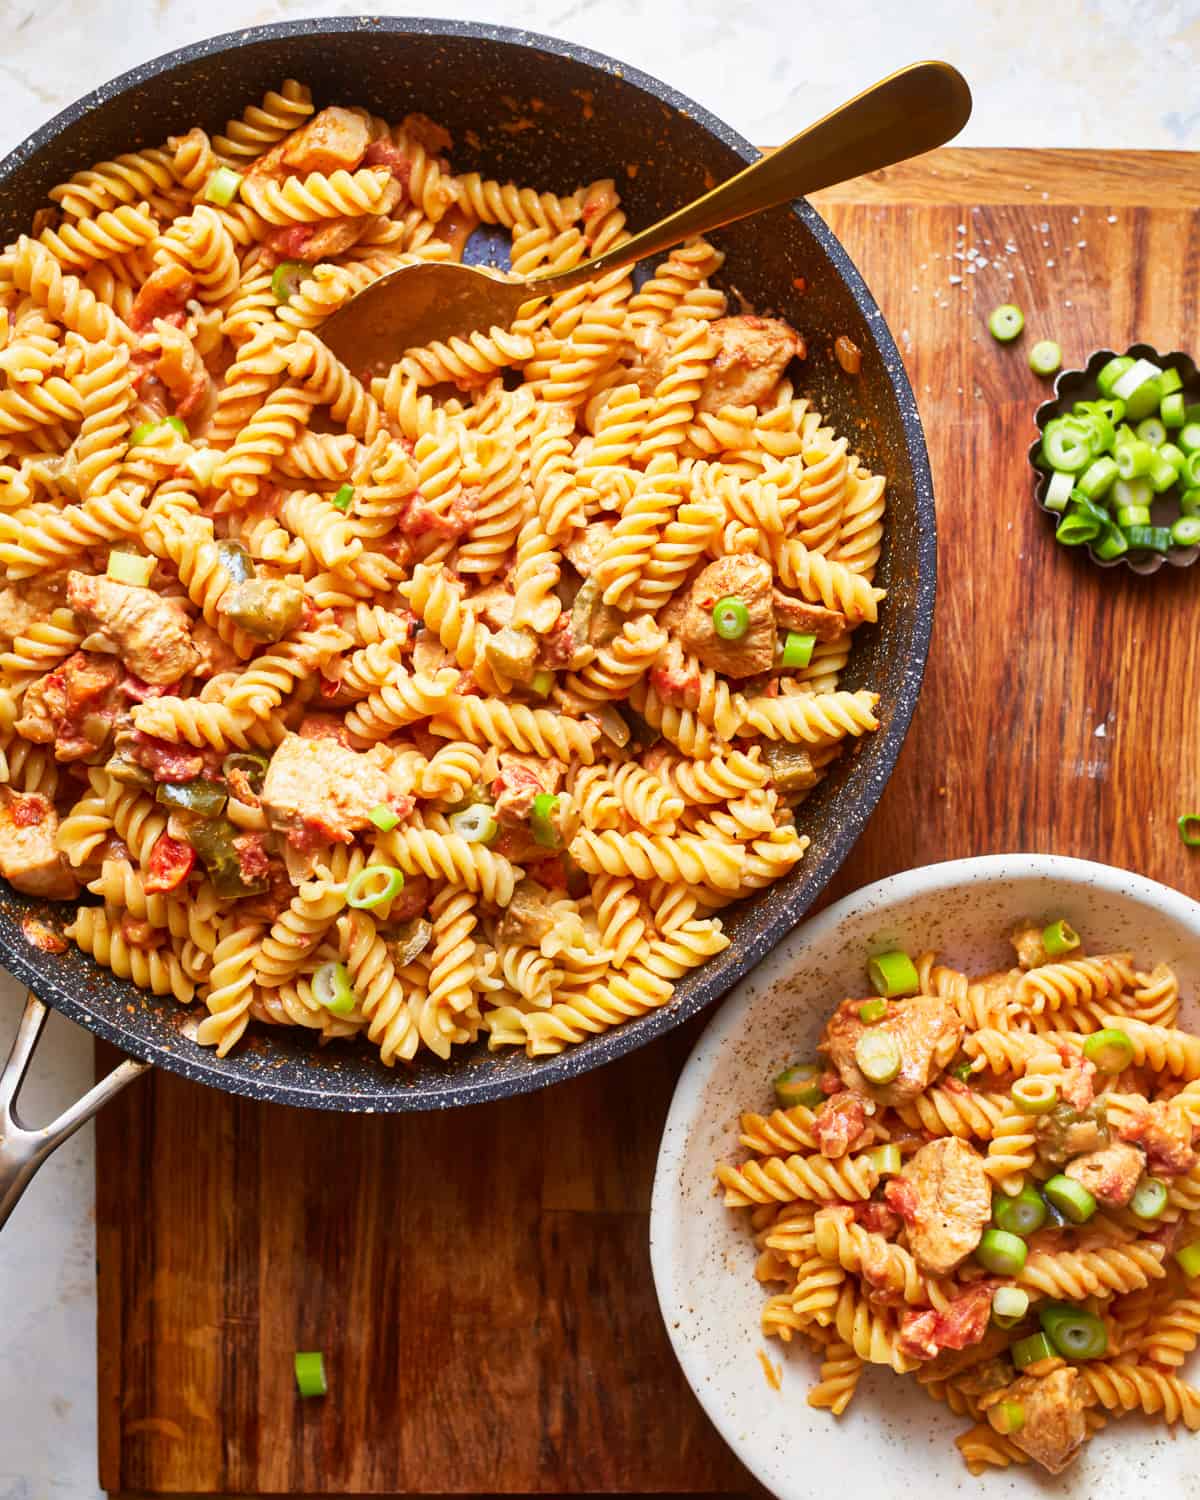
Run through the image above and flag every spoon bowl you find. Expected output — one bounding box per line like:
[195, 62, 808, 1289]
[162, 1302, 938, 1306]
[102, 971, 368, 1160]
[319, 59, 972, 364]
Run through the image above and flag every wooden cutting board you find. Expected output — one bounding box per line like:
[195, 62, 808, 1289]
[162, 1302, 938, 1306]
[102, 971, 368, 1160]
[95, 148, 1200, 1497]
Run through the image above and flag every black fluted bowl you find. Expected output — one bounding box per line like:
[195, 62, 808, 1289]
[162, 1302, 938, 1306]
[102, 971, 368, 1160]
[0, 17, 935, 1110]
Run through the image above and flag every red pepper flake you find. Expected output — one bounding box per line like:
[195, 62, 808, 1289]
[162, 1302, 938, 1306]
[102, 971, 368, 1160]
[21, 915, 68, 953]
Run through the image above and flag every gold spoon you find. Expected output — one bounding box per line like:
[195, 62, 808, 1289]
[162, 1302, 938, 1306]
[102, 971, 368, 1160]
[318, 60, 971, 370]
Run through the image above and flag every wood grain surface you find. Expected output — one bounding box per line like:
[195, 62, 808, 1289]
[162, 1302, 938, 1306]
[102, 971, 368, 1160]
[95, 148, 1200, 1497]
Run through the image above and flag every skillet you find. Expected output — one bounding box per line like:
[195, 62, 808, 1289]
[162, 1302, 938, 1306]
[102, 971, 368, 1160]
[0, 18, 935, 1220]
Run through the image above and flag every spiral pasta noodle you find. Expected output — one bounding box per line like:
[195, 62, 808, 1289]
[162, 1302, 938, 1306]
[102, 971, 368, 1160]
[718, 923, 1200, 1474]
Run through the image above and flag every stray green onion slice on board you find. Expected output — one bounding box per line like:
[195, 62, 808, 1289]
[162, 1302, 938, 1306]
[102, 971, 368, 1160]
[294, 1351, 328, 1397]
[988, 304, 1024, 341]
[1029, 340, 1062, 377]
[1179, 814, 1200, 848]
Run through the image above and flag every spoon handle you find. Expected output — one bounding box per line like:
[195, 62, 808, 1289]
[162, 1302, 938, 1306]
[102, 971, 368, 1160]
[526, 60, 971, 294]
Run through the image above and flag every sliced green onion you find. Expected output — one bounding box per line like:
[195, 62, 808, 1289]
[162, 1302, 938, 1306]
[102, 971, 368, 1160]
[1124, 524, 1173, 554]
[530, 668, 555, 698]
[293, 1350, 327, 1397]
[1181, 489, 1200, 517]
[867, 949, 920, 998]
[1041, 918, 1080, 957]
[867, 1143, 902, 1176]
[1043, 1174, 1097, 1224]
[1148, 450, 1180, 493]
[1055, 509, 1100, 547]
[1043, 469, 1075, 513]
[1161, 391, 1186, 428]
[1076, 456, 1117, 500]
[858, 998, 888, 1023]
[780, 631, 816, 669]
[992, 1286, 1031, 1323]
[988, 303, 1024, 342]
[1126, 378, 1163, 422]
[1115, 438, 1153, 479]
[1178, 421, 1200, 455]
[1175, 1241, 1200, 1278]
[976, 1228, 1028, 1276]
[1092, 525, 1129, 562]
[1096, 355, 1134, 398]
[1135, 416, 1166, 448]
[1171, 515, 1200, 548]
[1041, 417, 1095, 473]
[990, 1399, 1026, 1435]
[993, 1183, 1047, 1238]
[1112, 356, 1163, 403]
[1012, 1331, 1056, 1369]
[1115, 505, 1152, 529]
[1040, 1302, 1108, 1361]
[951, 1060, 975, 1083]
[1183, 450, 1200, 489]
[1129, 1176, 1168, 1220]
[774, 1063, 824, 1109]
[1082, 1027, 1134, 1073]
[271, 259, 312, 304]
[128, 420, 161, 448]
[449, 804, 498, 845]
[346, 865, 404, 910]
[313, 961, 354, 1017]
[1180, 814, 1200, 848]
[855, 1030, 901, 1085]
[106, 550, 155, 587]
[331, 483, 354, 513]
[1029, 340, 1061, 377]
[368, 803, 400, 832]
[1112, 475, 1152, 510]
[1159, 366, 1184, 396]
[530, 791, 562, 848]
[1011, 1076, 1058, 1114]
[711, 596, 750, 641]
[204, 166, 243, 206]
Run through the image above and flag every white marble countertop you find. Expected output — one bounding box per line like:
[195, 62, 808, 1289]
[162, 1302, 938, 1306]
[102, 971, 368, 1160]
[0, 3, 1196, 1496]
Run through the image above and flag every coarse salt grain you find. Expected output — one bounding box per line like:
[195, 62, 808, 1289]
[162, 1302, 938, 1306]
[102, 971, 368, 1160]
[1046, 258, 1056, 267]
[948, 275, 962, 285]
[1107, 214, 1118, 223]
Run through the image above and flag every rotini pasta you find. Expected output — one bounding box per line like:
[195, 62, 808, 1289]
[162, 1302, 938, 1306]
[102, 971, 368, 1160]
[718, 923, 1200, 1474]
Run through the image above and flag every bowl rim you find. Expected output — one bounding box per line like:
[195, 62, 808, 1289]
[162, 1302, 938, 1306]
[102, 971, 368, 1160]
[0, 16, 936, 1111]
[650, 851, 1200, 1492]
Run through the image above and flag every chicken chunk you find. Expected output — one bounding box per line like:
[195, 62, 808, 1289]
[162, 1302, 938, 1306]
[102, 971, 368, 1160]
[0, 793, 78, 899]
[280, 107, 370, 175]
[16, 650, 121, 761]
[1065, 1141, 1145, 1207]
[1009, 920, 1052, 969]
[263, 216, 367, 262]
[67, 572, 198, 685]
[676, 555, 775, 678]
[885, 1137, 990, 1275]
[496, 878, 558, 947]
[563, 521, 615, 578]
[466, 582, 516, 633]
[772, 590, 846, 641]
[630, 325, 670, 398]
[1117, 1098, 1198, 1175]
[696, 316, 802, 414]
[261, 732, 392, 847]
[821, 995, 963, 1106]
[813, 1092, 870, 1158]
[993, 1368, 1088, 1475]
[492, 754, 565, 828]
[0, 578, 68, 642]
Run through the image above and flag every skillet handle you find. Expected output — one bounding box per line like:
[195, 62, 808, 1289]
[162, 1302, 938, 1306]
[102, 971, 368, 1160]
[0, 993, 148, 1232]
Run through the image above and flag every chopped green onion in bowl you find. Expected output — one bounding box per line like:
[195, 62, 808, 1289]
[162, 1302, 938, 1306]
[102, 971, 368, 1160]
[1032, 345, 1200, 572]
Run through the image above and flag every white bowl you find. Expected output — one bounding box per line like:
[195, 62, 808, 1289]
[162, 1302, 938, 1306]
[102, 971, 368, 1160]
[650, 854, 1200, 1498]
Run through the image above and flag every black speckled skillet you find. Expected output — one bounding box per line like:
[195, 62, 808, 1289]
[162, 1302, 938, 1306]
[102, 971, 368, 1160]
[0, 17, 935, 1208]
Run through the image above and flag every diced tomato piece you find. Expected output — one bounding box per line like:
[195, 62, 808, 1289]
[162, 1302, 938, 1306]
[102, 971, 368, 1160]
[145, 834, 195, 894]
